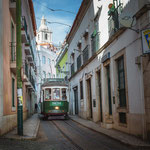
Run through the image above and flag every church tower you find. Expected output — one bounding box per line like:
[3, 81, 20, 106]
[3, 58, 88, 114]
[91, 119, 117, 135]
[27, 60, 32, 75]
[36, 16, 52, 44]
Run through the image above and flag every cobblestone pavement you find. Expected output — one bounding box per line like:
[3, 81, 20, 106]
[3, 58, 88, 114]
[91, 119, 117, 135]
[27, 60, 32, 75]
[0, 119, 149, 150]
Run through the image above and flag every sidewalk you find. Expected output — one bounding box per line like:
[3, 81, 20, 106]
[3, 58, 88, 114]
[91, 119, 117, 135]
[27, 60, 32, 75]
[3, 113, 40, 140]
[70, 115, 150, 148]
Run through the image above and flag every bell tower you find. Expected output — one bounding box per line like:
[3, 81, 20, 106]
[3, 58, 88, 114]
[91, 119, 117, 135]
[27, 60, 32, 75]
[36, 16, 52, 44]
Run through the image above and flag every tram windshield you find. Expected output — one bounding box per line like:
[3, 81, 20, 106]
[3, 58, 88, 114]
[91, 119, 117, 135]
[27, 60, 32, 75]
[53, 88, 60, 100]
[62, 88, 67, 100]
[44, 88, 67, 101]
[45, 89, 51, 100]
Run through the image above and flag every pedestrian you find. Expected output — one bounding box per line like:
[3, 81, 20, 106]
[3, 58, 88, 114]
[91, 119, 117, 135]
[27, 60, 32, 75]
[35, 103, 38, 113]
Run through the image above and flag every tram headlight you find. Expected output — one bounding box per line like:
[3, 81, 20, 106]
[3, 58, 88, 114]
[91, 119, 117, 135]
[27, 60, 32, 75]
[55, 106, 59, 110]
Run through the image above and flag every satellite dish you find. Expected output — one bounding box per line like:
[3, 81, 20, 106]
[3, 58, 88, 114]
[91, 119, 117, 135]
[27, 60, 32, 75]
[119, 12, 136, 28]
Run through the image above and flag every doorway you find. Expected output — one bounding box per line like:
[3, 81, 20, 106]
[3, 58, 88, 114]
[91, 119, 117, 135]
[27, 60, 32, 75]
[97, 70, 103, 122]
[87, 78, 93, 119]
[106, 65, 112, 115]
[74, 86, 78, 115]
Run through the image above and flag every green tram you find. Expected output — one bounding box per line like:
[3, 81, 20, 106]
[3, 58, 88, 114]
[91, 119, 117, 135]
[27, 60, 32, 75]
[40, 78, 69, 120]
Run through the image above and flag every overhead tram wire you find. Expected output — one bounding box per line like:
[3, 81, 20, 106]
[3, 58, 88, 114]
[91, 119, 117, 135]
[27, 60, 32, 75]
[33, 0, 76, 15]
[36, 17, 72, 28]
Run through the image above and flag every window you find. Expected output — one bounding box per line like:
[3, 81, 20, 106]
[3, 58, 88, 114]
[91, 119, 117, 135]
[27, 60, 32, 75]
[91, 30, 99, 55]
[38, 34, 40, 40]
[77, 55, 81, 70]
[53, 88, 60, 100]
[12, 78, 15, 107]
[43, 71, 46, 78]
[119, 112, 126, 124]
[42, 56, 46, 64]
[71, 63, 74, 76]
[106, 65, 112, 115]
[80, 81, 83, 99]
[62, 88, 67, 100]
[45, 33, 48, 40]
[117, 56, 126, 107]
[83, 46, 89, 64]
[48, 58, 51, 65]
[45, 89, 51, 100]
[11, 21, 15, 61]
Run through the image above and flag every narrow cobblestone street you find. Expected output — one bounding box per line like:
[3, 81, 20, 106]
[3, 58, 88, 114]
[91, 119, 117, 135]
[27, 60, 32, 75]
[0, 119, 149, 150]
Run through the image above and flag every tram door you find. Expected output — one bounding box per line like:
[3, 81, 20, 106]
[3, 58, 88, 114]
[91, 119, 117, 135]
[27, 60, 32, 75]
[74, 86, 78, 115]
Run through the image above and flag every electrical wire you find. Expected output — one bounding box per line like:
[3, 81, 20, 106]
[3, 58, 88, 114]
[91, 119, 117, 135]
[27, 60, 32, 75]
[36, 17, 72, 28]
[33, 0, 76, 15]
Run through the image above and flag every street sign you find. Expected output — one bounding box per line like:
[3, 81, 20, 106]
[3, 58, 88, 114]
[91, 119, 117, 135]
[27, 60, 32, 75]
[142, 29, 150, 54]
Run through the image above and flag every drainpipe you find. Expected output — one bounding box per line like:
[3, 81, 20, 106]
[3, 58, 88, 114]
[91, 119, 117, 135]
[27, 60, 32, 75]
[16, 0, 23, 136]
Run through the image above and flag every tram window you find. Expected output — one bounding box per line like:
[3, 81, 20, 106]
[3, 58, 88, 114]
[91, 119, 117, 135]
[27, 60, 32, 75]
[62, 88, 67, 100]
[45, 89, 51, 100]
[53, 88, 60, 100]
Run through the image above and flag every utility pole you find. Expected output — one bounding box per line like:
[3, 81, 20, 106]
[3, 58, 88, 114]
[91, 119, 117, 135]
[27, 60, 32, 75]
[16, 0, 23, 136]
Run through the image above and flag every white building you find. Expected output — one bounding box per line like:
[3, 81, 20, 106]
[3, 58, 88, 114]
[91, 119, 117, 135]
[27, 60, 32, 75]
[67, 0, 150, 140]
[36, 16, 58, 103]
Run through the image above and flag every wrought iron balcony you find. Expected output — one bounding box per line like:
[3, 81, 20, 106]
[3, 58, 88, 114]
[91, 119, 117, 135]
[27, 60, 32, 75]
[10, 42, 16, 74]
[21, 16, 28, 43]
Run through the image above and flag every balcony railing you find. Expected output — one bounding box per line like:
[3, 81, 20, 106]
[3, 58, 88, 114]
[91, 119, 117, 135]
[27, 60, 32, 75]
[25, 61, 29, 78]
[24, 62, 35, 89]
[108, 0, 123, 37]
[30, 45, 34, 61]
[21, 16, 28, 36]
[10, 42, 16, 62]
[83, 45, 89, 64]
[30, 75, 35, 89]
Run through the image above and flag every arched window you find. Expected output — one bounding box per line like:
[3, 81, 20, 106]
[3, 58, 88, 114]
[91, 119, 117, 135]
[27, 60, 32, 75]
[45, 33, 47, 40]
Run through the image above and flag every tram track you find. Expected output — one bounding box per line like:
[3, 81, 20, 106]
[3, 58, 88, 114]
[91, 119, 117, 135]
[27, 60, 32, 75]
[52, 120, 111, 150]
[51, 120, 84, 150]
[48, 120, 134, 150]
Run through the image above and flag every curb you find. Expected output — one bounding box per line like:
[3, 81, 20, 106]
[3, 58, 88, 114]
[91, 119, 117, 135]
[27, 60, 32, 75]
[70, 118, 150, 149]
[32, 119, 40, 140]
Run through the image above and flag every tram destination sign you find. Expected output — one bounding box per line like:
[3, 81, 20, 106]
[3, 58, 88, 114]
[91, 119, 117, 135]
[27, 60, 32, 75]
[51, 101, 62, 106]
[142, 29, 150, 54]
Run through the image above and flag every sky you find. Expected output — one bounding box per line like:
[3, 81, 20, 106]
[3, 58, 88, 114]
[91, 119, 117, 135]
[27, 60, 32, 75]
[33, 0, 82, 45]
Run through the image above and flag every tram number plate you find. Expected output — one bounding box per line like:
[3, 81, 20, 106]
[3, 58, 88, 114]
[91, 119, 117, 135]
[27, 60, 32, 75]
[51, 102, 62, 106]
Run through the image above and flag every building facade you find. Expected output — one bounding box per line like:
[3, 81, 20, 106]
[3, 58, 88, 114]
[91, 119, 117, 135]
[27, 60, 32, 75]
[36, 17, 59, 103]
[0, 0, 37, 135]
[56, 43, 68, 79]
[67, 0, 150, 140]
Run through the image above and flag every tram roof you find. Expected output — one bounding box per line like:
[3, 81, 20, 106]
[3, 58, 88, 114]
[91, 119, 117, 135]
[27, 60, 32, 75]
[41, 78, 68, 87]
